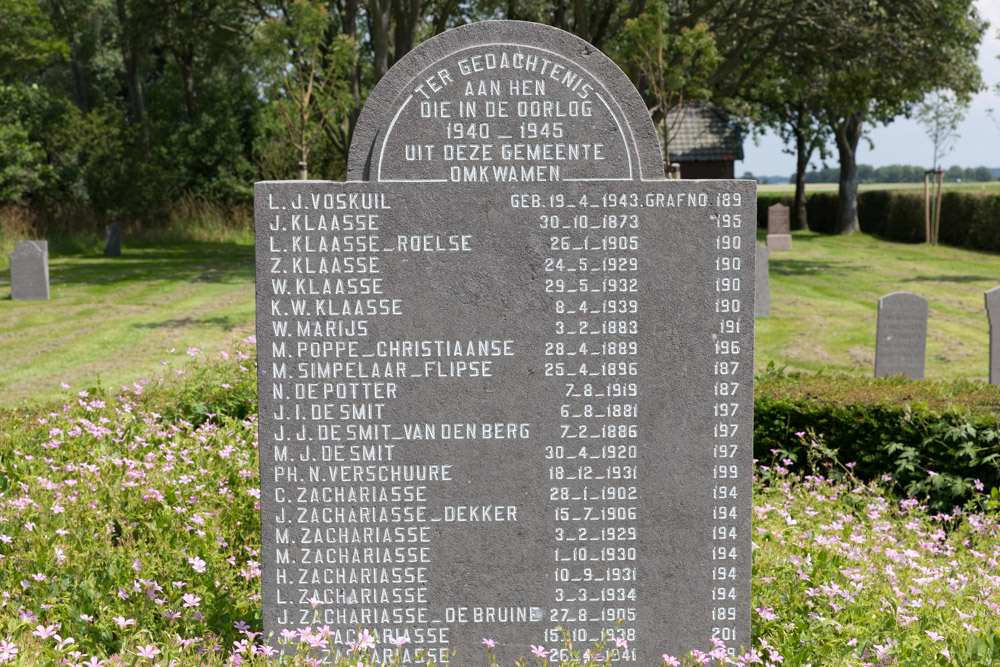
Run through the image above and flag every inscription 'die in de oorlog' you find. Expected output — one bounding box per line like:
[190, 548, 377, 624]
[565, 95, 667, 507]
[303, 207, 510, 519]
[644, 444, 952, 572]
[255, 20, 756, 665]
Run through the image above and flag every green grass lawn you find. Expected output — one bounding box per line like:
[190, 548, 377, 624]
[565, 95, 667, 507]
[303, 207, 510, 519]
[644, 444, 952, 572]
[0, 242, 255, 406]
[756, 230, 999, 380]
[759, 181, 1000, 194]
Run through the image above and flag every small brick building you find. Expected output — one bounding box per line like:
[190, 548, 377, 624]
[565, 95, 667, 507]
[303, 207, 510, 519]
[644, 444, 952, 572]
[659, 101, 744, 179]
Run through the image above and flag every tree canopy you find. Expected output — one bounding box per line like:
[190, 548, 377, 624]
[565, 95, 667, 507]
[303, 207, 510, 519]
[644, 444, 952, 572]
[0, 0, 986, 234]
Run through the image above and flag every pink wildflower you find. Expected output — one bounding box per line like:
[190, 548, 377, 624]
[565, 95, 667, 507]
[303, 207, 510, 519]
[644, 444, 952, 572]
[0, 640, 17, 664]
[357, 629, 376, 650]
[531, 645, 550, 659]
[136, 644, 160, 659]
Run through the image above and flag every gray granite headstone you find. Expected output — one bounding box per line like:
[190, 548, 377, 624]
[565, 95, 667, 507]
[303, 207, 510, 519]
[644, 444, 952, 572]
[986, 287, 1000, 386]
[256, 21, 756, 663]
[765, 203, 791, 251]
[755, 243, 770, 317]
[9, 240, 50, 300]
[874, 292, 927, 379]
[104, 224, 122, 257]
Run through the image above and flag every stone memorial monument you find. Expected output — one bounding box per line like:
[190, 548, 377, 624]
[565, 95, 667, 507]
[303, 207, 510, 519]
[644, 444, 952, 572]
[986, 287, 1000, 386]
[765, 203, 791, 251]
[755, 242, 770, 317]
[874, 291, 927, 379]
[256, 21, 756, 664]
[9, 240, 50, 300]
[105, 224, 122, 257]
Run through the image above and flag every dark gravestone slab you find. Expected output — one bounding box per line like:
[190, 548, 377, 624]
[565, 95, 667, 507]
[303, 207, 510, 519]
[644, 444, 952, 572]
[986, 287, 1000, 386]
[257, 21, 756, 664]
[104, 224, 122, 257]
[874, 292, 927, 379]
[755, 243, 770, 317]
[765, 203, 790, 251]
[9, 240, 50, 300]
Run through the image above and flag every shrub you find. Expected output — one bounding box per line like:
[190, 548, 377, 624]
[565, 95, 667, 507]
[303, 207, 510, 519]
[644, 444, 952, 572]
[754, 366, 1000, 509]
[770, 187, 1000, 252]
[969, 194, 1000, 252]
[803, 192, 838, 234]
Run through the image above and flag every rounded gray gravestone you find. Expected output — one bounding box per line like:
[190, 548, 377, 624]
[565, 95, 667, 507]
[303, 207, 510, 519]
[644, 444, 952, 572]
[986, 287, 1000, 385]
[874, 292, 928, 379]
[9, 240, 50, 300]
[256, 20, 756, 665]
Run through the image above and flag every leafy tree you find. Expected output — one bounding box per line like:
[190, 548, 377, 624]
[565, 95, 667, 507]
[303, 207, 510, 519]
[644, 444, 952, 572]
[0, 0, 68, 82]
[0, 2, 68, 204]
[620, 8, 720, 169]
[257, 0, 353, 179]
[916, 90, 966, 169]
[0, 85, 48, 203]
[814, 0, 984, 234]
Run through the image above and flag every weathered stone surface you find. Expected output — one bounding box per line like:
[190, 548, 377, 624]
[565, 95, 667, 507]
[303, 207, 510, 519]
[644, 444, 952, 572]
[104, 224, 122, 257]
[874, 292, 927, 379]
[986, 287, 1000, 385]
[765, 234, 791, 251]
[257, 21, 756, 664]
[9, 240, 50, 301]
[765, 204, 790, 250]
[755, 242, 770, 317]
[767, 203, 789, 235]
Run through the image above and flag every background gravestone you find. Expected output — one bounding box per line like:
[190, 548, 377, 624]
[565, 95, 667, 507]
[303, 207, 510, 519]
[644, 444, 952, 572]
[755, 242, 770, 317]
[874, 292, 927, 379]
[765, 203, 791, 250]
[9, 240, 50, 301]
[256, 21, 755, 664]
[104, 224, 122, 257]
[986, 287, 1000, 386]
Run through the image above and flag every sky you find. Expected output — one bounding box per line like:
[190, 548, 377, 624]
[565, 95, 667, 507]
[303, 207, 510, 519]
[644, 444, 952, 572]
[739, 0, 1000, 178]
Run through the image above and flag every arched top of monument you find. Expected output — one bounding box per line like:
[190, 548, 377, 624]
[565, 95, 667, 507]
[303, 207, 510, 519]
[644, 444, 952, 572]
[346, 20, 663, 183]
[879, 291, 928, 308]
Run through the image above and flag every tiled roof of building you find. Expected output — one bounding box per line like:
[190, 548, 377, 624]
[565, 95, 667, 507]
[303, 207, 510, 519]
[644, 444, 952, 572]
[658, 101, 744, 162]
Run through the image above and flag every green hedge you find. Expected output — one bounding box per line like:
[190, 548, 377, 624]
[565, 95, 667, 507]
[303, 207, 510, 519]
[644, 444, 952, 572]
[754, 367, 1000, 509]
[757, 190, 1000, 252]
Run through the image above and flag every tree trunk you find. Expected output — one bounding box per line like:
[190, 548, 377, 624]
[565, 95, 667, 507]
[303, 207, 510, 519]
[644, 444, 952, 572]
[172, 47, 197, 121]
[116, 0, 148, 151]
[69, 48, 89, 114]
[431, 0, 458, 35]
[392, 0, 421, 62]
[793, 115, 809, 231]
[343, 0, 362, 147]
[552, 0, 570, 31]
[369, 0, 392, 83]
[572, 0, 589, 42]
[50, 0, 88, 113]
[833, 110, 864, 235]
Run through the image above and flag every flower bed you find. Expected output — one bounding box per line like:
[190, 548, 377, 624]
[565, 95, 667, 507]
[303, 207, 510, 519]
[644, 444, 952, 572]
[1, 341, 999, 666]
